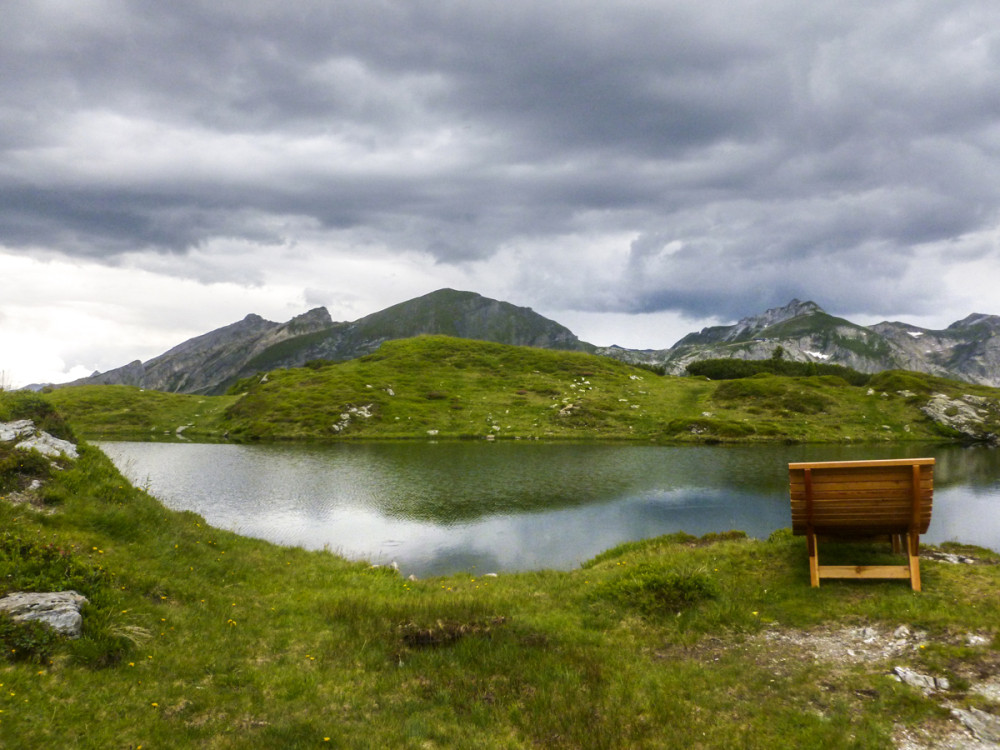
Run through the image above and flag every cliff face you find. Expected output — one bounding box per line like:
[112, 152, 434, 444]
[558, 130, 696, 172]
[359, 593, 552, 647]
[61, 289, 591, 395]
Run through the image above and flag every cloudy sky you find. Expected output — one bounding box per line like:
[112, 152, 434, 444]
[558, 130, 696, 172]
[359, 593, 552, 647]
[4, 0, 1000, 388]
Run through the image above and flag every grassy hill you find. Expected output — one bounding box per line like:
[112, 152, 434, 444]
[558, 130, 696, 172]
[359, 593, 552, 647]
[1, 390, 999, 747]
[45, 335, 1000, 444]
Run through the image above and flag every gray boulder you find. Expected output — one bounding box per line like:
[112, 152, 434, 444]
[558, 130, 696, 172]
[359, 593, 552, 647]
[0, 591, 88, 638]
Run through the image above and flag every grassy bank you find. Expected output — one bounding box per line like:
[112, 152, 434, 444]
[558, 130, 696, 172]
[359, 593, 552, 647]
[2, 391, 1000, 747]
[46, 336, 1000, 443]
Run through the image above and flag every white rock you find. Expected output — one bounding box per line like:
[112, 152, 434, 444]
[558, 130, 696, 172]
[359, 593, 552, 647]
[16, 431, 79, 459]
[0, 591, 88, 638]
[893, 666, 949, 693]
[0, 420, 37, 442]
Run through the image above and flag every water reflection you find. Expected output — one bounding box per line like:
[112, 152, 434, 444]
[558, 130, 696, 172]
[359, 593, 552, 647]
[97, 440, 1000, 577]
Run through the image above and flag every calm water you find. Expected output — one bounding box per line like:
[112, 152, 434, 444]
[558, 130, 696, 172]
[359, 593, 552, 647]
[96, 440, 1000, 577]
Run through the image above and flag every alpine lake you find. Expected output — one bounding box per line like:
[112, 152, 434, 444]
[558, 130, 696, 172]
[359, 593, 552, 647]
[96, 440, 1000, 578]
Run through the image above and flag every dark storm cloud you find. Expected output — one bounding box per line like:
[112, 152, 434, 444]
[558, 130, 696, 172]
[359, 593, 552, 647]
[3, 0, 1000, 320]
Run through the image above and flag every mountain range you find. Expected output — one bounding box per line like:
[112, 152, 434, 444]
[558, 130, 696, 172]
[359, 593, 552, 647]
[58, 289, 1000, 394]
[61, 289, 590, 395]
[597, 299, 1000, 387]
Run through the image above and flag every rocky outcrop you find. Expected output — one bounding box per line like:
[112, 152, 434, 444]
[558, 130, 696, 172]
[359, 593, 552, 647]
[0, 591, 88, 638]
[921, 393, 1000, 443]
[1, 420, 79, 458]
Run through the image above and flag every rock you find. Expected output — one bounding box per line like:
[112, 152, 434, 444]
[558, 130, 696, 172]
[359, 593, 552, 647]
[921, 393, 1000, 444]
[3, 419, 79, 459]
[0, 591, 88, 638]
[893, 666, 950, 693]
[924, 550, 976, 565]
[952, 707, 1000, 744]
[16, 431, 79, 459]
[0, 420, 37, 442]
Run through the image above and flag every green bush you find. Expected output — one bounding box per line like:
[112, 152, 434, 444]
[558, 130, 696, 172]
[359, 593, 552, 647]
[0, 534, 110, 596]
[0, 611, 59, 663]
[0, 447, 52, 493]
[713, 378, 787, 401]
[0, 391, 76, 442]
[868, 370, 936, 395]
[592, 564, 718, 618]
[687, 358, 869, 385]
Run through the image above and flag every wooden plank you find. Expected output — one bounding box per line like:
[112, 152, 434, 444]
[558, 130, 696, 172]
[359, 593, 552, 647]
[817, 565, 912, 579]
[789, 458, 935, 470]
[790, 481, 933, 495]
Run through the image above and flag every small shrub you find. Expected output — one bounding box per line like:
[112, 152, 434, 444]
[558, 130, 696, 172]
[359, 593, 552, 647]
[713, 378, 786, 402]
[780, 390, 833, 414]
[868, 370, 936, 395]
[0, 448, 52, 493]
[304, 359, 334, 370]
[0, 391, 75, 442]
[0, 612, 60, 663]
[592, 564, 718, 618]
[0, 534, 110, 596]
[688, 358, 869, 385]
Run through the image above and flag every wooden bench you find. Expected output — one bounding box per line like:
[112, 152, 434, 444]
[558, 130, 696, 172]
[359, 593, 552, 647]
[788, 458, 934, 591]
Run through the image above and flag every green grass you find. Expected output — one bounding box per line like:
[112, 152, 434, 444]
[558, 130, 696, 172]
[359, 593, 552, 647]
[44, 385, 238, 440]
[1, 391, 999, 747]
[46, 335, 1000, 444]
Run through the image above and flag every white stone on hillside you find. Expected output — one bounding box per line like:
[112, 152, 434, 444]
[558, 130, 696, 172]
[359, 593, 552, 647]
[0, 420, 37, 442]
[0, 591, 88, 638]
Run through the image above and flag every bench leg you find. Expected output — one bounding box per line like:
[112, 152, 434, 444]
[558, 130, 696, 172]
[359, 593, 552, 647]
[807, 531, 820, 587]
[908, 533, 921, 592]
[891, 534, 903, 554]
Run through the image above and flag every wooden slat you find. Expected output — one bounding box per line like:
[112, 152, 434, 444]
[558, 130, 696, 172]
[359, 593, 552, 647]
[789, 458, 935, 470]
[817, 565, 912, 580]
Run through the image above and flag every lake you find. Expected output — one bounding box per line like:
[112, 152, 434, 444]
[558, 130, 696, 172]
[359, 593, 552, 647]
[96, 440, 1000, 578]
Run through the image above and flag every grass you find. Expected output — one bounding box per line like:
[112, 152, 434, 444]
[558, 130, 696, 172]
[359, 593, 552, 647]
[44, 335, 1000, 444]
[41, 385, 237, 440]
[1, 391, 999, 746]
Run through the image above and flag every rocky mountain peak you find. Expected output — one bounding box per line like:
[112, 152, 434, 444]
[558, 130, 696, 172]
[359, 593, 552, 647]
[723, 299, 823, 342]
[947, 313, 1000, 331]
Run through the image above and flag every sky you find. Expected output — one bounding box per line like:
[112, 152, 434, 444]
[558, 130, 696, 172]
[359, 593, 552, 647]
[3, 0, 1000, 389]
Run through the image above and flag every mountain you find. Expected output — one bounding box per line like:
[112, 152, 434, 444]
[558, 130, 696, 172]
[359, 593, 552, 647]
[57, 292, 1000, 395]
[599, 300, 1000, 387]
[61, 289, 592, 395]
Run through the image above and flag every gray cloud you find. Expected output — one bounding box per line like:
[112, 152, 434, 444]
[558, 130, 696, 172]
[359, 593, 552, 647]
[3, 0, 1000, 322]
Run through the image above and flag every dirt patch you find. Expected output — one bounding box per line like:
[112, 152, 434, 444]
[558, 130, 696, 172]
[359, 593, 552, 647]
[747, 624, 1000, 749]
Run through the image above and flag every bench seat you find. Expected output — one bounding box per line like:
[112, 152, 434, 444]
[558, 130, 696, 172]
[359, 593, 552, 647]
[788, 458, 934, 591]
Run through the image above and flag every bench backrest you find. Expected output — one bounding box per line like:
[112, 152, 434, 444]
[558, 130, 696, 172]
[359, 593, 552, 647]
[789, 458, 934, 536]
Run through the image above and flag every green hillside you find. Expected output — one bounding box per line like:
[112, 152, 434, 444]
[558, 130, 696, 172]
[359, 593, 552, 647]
[45, 335, 1000, 443]
[2, 389, 999, 747]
